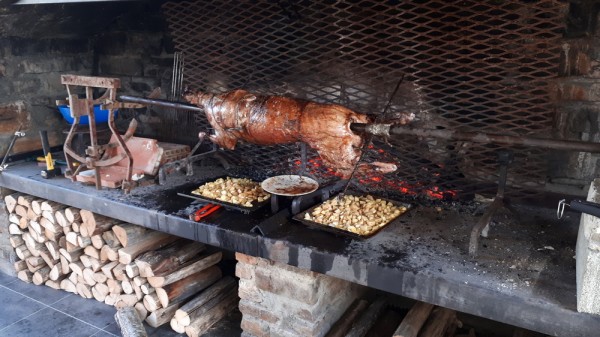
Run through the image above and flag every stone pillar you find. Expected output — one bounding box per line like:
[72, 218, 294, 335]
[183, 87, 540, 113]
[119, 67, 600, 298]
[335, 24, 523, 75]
[0, 187, 16, 276]
[235, 253, 361, 337]
[576, 178, 600, 314]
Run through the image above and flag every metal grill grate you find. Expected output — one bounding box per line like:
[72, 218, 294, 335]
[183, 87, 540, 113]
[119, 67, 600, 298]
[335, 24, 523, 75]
[162, 0, 567, 200]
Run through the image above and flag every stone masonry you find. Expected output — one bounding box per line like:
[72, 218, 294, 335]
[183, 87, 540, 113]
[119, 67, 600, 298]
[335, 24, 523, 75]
[235, 252, 361, 337]
[576, 178, 600, 314]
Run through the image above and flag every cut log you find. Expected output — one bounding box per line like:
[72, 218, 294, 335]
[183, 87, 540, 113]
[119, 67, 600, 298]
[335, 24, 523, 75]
[113, 263, 127, 281]
[92, 283, 109, 302]
[59, 247, 83, 263]
[31, 199, 43, 215]
[112, 224, 148, 248]
[26, 256, 46, 273]
[346, 297, 388, 337]
[84, 246, 100, 259]
[72, 222, 81, 233]
[4, 192, 22, 213]
[60, 255, 70, 274]
[141, 284, 155, 295]
[17, 270, 33, 283]
[9, 223, 22, 235]
[29, 227, 46, 244]
[174, 276, 237, 325]
[45, 279, 61, 290]
[102, 230, 120, 248]
[101, 244, 121, 262]
[15, 205, 28, 218]
[45, 241, 60, 260]
[66, 240, 79, 252]
[29, 220, 43, 236]
[15, 245, 32, 260]
[66, 232, 79, 246]
[26, 207, 39, 221]
[393, 301, 435, 337]
[133, 281, 143, 300]
[105, 293, 119, 306]
[135, 302, 149, 321]
[24, 233, 44, 256]
[108, 278, 123, 295]
[77, 235, 92, 247]
[133, 276, 146, 287]
[184, 290, 238, 337]
[18, 216, 28, 230]
[10, 235, 24, 248]
[93, 271, 108, 284]
[49, 263, 63, 281]
[101, 261, 119, 279]
[126, 264, 139, 278]
[156, 265, 222, 309]
[76, 283, 93, 299]
[65, 207, 81, 223]
[118, 231, 179, 265]
[418, 307, 456, 337]
[81, 255, 102, 271]
[41, 200, 63, 213]
[32, 265, 51, 285]
[81, 218, 116, 238]
[122, 279, 134, 294]
[9, 213, 20, 224]
[69, 261, 85, 276]
[115, 306, 148, 337]
[135, 241, 205, 277]
[58, 234, 67, 248]
[40, 249, 57, 268]
[44, 228, 62, 242]
[17, 195, 36, 208]
[91, 235, 104, 249]
[143, 293, 162, 312]
[83, 268, 97, 286]
[60, 278, 77, 293]
[145, 302, 181, 328]
[69, 271, 78, 284]
[148, 252, 222, 288]
[115, 294, 139, 308]
[175, 282, 237, 330]
[55, 210, 69, 228]
[14, 260, 28, 272]
[41, 210, 57, 226]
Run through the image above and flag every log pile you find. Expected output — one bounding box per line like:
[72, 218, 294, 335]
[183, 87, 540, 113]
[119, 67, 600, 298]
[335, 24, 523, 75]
[5, 192, 238, 336]
[326, 298, 467, 337]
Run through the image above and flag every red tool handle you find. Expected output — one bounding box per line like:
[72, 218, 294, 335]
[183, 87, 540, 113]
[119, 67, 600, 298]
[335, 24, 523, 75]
[191, 204, 221, 221]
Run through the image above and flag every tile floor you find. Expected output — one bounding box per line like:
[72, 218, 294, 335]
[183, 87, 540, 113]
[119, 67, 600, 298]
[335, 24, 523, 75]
[0, 272, 241, 337]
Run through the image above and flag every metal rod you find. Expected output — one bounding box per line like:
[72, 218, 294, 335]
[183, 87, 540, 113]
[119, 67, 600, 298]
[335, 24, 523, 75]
[118, 95, 204, 113]
[350, 123, 600, 153]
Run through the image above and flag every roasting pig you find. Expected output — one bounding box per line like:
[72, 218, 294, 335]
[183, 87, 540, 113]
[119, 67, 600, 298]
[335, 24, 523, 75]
[183, 89, 397, 178]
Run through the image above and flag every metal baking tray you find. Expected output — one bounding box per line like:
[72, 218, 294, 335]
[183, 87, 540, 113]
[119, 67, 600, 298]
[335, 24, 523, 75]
[292, 193, 411, 239]
[177, 177, 271, 214]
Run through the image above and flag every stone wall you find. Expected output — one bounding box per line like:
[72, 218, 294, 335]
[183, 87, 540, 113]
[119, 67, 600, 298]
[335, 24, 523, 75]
[0, 2, 175, 157]
[236, 252, 362, 337]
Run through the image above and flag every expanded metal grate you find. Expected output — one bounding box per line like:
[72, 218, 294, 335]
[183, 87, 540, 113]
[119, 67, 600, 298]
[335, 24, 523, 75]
[162, 0, 567, 201]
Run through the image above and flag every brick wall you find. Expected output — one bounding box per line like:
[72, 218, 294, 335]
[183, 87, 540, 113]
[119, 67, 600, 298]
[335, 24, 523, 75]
[0, 2, 174, 156]
[235, 253, 362, 337]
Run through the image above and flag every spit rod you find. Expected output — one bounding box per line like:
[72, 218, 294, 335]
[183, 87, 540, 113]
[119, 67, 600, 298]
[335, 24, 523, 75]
[350, 123, 600, 153]
[118, 95, 204, 113]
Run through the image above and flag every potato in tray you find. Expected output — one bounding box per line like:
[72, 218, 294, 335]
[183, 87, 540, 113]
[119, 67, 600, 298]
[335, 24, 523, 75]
[191, 177, 270, 207]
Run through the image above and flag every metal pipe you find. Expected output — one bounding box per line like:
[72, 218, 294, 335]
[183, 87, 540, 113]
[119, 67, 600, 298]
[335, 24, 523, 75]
[118, 95, 204, 113]
[350, 123, 600, 153]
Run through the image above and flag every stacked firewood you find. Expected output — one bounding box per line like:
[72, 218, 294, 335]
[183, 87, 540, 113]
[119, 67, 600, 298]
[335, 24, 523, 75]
[5, 192, 238, 337]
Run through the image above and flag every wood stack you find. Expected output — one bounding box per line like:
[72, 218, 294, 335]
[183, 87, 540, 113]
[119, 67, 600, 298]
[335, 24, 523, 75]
[326, 298, 464, 337]
[5, 192, 239, 336]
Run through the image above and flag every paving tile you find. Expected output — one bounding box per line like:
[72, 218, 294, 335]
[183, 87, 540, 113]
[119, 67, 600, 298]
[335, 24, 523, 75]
[91, 330, 119, 337]
[0, 271, 17, 286]
[4, 279, 71, 305]
[102, 322, 122, 336]
[0, 307, 100, 337]
[51, 292, 117, 330]
[0, 285, 46, 329]
[104, 321, 184, 337]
